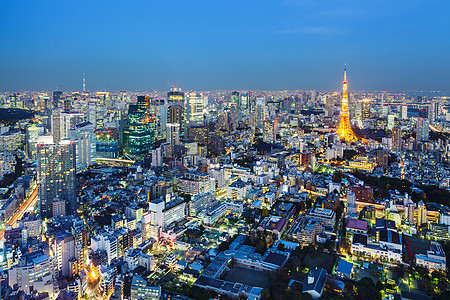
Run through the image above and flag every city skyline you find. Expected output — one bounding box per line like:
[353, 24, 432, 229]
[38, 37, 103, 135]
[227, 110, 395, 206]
[1, 0, 449, 92]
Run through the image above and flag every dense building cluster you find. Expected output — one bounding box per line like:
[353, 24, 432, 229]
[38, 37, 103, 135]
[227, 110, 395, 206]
[1, 70, 450, 300]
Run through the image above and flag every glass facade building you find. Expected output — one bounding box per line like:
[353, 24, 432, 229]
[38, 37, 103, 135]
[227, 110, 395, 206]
[124, 95, 155, 157]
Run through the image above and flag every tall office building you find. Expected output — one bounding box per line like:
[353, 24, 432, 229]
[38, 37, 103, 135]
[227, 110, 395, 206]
[37, 136, 76, 219]
[53, 232, 76, 277]
[124, 96, 155, 157]
[166, 123, 180, 145]
[405, 203, 415, 225]
[429, 99, 441, 122]
[361, 99, 371, 120]
[392, 127, 402, 152]
[417, 200, 427, 228]
[185, 92, 204, 129]
[160, 101, 168, 139]
[401, 105, 408, 120]
[263, 119, 278, 143]
[187, 126, 209, 145]
[168, 105, 183, 126]
[231, 91, 239, 106]
[87, 101, 97, 128]
[69, 121, 97, 172]
[63, 96, 72, 112]
[240, 92, 249, 109]
[255, 96, 266, 128]
[387, 114, 395, 131]
[416, 117, 430, 142]
[167, 88, 184, 135]
[326, 95, 334, 117]
[167, 89, 184, 106]
[26, 125, 41, 158]
[53, 90, 63, 108]
[51, 112, 84, 143]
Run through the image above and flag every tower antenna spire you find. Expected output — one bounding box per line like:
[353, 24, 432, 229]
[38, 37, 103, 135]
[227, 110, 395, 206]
[83, 73, 86, 92]
[336, 65, 357, 141]
[344, 64, 347, 83]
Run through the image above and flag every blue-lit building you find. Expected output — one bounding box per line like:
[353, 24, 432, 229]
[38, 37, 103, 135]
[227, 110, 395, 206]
[124, 96, 155, 157]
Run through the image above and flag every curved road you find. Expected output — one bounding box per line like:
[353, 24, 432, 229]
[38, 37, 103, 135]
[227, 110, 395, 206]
[0, 187, 38, 240]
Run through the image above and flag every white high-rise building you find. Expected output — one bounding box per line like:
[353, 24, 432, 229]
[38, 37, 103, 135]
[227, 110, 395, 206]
[401, 105, 408, 120]
[69, 121, 96, 172]
[91, 232, 118, 264]
[52, 112, 84, 143]
[185, 92, 204, 129]
[417, 200, 427, 228]
[160, 101, 168, 138]
[405, 203, 415, 225]
[53, 233, 75, 277]
[25, 125, 41, 157]
[387, 115, 395, 131]
[255, 96, 266, 128]
[150, 148, 163, 167]
[148, 200, 165, 228]
[166, 123, 180, 145]
[37, 136, 76, 219]
[87, 101, 97, 128]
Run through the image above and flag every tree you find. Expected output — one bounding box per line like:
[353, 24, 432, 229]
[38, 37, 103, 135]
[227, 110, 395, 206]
[261, 207, 269, 218]
[261, 288, 271, 299]
[332, 171, 343, 183]
[357, 277, 381, 300]
[432, 270, 443, 280]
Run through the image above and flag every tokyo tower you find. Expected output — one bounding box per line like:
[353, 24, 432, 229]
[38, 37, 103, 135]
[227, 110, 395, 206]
[336, 65, 357, 141]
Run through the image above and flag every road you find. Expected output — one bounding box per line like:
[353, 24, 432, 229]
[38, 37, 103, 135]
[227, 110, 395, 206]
[0, 187, 38, 239]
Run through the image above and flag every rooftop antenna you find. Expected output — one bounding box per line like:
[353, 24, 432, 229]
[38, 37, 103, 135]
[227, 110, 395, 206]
[83, 73, 86, 92]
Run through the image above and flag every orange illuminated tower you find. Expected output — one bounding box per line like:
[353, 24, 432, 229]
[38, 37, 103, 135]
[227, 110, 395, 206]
[336, 65, 357, 141]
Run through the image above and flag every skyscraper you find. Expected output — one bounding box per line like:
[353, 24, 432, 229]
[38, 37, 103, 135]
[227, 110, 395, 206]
[53, 90, 63, 108]
[231, 91, 239, 106]
[336, 66, 357, 141]
[416, 117, 429, 142]
[166, 123, 180, 145]
[37, 136, 76, 219]
[168, 105, 183, 125]
[429, 99, 441, 122]
[185, 92, 204, 129]
[392, 127, 402, 152]
[417, 200, 427, 228]
[240, 92, 249, 109]
[401, 105, 408, 120]
[51, 112, 84, 143]
[405, 203, 415, 225]
[25, 125, 40, 158]
[326, 95, 334, 117]
[87, 101, 97, 128]
[263, 119, 278, 143]
[361, 99, 371, 120]
[69, 121, 97, 172]
[123, 96, 155, 157]
[255, 96, 266, 128]
[167, 89, 184, 106]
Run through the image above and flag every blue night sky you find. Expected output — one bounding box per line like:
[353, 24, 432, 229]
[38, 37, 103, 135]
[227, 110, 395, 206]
[0, 0, 449, 92]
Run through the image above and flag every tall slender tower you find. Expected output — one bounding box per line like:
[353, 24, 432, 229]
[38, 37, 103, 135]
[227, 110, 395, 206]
[336, 65, 357, 141]
[83, 73, 86, 92]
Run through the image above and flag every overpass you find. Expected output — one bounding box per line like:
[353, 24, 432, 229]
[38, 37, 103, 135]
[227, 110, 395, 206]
[96, 157, 136, 166]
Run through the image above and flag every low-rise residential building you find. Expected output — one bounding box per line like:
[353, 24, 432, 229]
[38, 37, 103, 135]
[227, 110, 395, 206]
[415, 241, 446, 271]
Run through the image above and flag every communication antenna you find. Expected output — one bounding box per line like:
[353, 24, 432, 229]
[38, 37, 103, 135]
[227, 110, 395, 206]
[83, 73, 86, 92]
